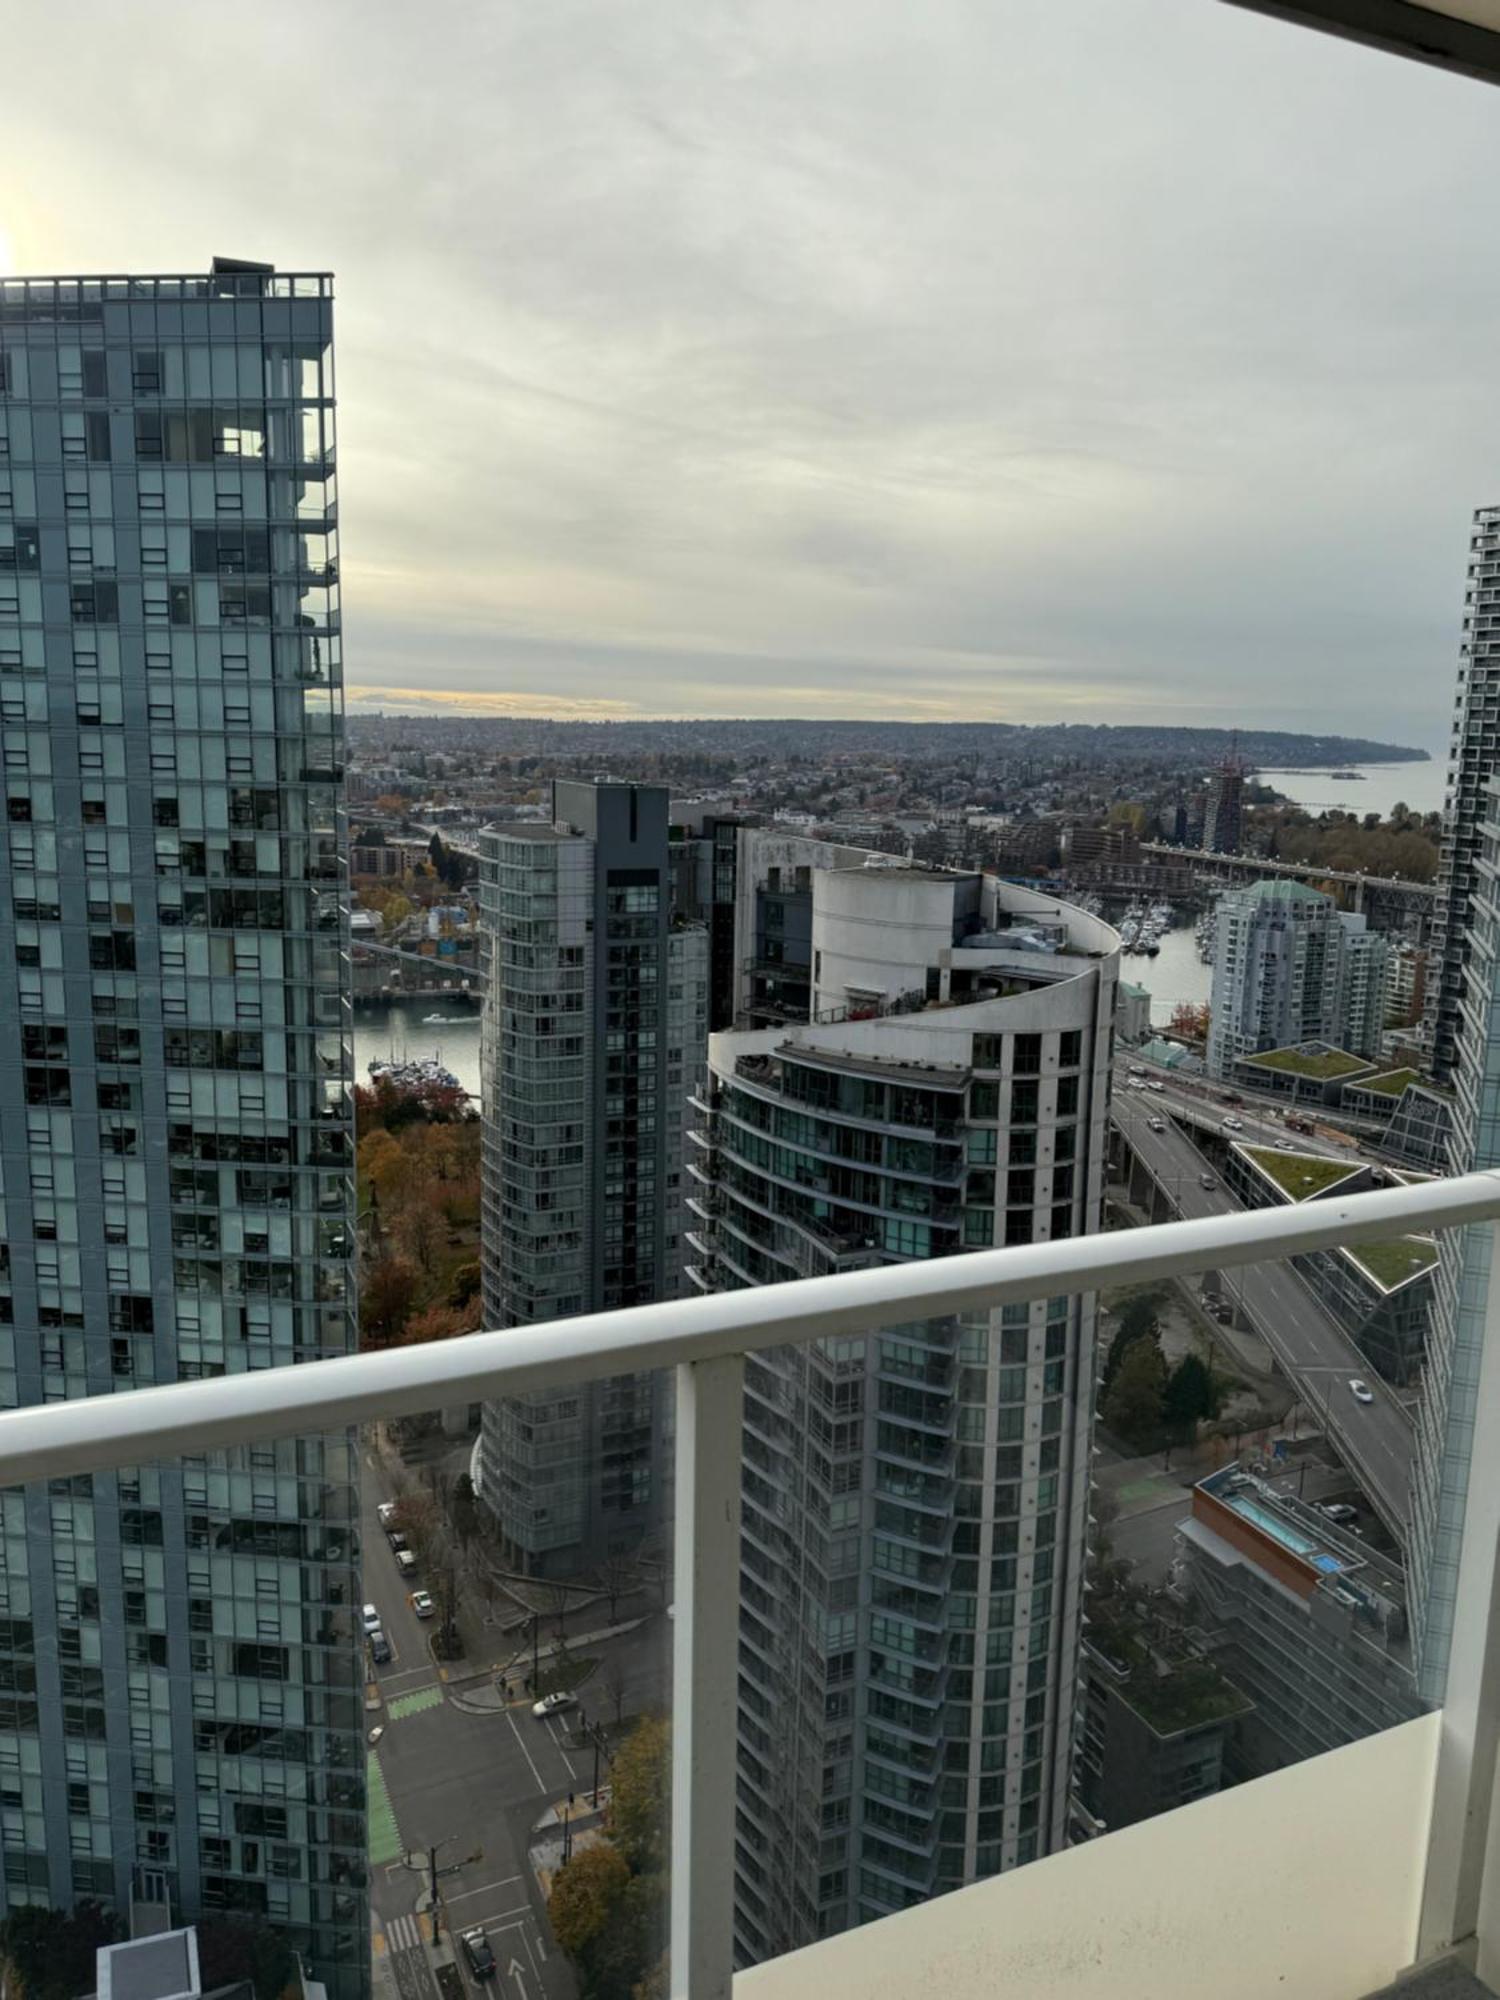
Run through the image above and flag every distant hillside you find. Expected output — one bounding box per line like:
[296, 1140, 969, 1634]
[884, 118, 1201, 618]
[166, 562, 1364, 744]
[348, 715, 1428, 765]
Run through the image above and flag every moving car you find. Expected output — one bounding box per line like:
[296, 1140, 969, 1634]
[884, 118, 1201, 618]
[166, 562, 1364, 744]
[1145, 1080, 1165, 1093]
[361, 1603, 381, 1635]
[369, 1630, 392, 1665]
[1147, 1115, 1166, 1133]
[460, 1929, 496, 1982]
[1221, 1116, 1244, 1132]
[1319, 1502, 1359, 1526]
[532, 1690, 576, 1719]
[1348, 1378, 1375, 1405]
[377, 1502, 397, 1528]
[411, 1591, 435, 1619]
[1198, 1174, 1217, 1190]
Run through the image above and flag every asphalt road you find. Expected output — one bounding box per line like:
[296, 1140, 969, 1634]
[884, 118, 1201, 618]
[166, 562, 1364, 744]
[1118, 1051, 1389, 1157]
[1110, 1089, 1413, 1534]
[359, 1452, 671, 2000]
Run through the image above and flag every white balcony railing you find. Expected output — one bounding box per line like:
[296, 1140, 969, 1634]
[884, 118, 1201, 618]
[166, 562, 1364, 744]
[6, 1172, 1500, 1999]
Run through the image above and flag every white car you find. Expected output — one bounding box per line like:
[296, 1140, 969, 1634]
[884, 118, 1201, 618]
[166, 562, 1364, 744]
[1145, 1080, 1165, 1093]
[361, 1603, 381, 1635]
[411, 1591, 435, 1619]
[377, 1502, 397, 1528]
[1127, 1077, 1146, 1089]
[1147, 1116, 1166, 1133]
[1348, 1378, 1375, 1405]
[1221, 1116, 1245, 1132]
[532, 1690, 577, 1719]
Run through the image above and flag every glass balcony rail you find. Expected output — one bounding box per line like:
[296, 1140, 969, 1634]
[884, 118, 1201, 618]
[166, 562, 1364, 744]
[4, 1175, 1500, 1998]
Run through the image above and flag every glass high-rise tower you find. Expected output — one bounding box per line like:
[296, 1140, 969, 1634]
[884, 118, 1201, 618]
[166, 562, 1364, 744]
[475, 780, 707, 1574]
[0, 264, 364, 1992]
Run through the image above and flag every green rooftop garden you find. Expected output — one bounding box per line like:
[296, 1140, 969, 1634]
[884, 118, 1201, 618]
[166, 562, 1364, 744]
[1347, 1237, 1439, 1291]
[1243, 1044, 1370, 1081]
[1087, 1618, 1250, 1735]
[1354, 1068, 1420, 1098]
[1242, 1146, 1361, 1199]
[1120, 1656, 1252, 1736]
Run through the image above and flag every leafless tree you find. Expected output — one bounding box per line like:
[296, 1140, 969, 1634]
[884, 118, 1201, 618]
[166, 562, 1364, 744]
[595, 1549, 636, 1624]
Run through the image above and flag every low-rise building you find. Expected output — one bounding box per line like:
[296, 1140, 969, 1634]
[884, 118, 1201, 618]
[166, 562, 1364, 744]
[1225, 1144, 1436, 1384]
[1173, 1466, 1422, 1781]
[1075, 1618, 1250, 1835]
[1231, 1040, 1376, 1104]
[1116, 982, 1152, 1044]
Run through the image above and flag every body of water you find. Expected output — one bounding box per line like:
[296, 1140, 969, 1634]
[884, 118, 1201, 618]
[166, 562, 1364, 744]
[1257, 757, 1446, 821]
[1133, 923, 1213, 1028]
[354, 1001, 483, 1103]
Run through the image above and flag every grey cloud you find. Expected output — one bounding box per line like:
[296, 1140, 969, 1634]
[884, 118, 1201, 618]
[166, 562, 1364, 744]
[9, 0, 1500, 748]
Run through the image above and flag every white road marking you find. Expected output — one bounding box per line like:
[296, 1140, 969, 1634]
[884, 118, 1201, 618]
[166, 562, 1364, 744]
[443, 1876, 523, 1904]
[506, 1708, 545, 1792]
[387, 1914, 424, 1953]
[493, 1917, 543, 1988]
[546, 1718, 578, 1779]
[454, 1905, 531, 1932]
[381, 1665, 438, 1689]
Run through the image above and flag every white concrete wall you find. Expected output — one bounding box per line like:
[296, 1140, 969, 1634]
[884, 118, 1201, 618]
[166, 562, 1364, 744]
[811, 867, 964, 1013]
[736, 1711, 1440, 2000]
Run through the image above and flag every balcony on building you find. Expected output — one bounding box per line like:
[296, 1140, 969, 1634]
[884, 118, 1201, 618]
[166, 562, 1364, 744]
[7, 1171, 1500, 1999]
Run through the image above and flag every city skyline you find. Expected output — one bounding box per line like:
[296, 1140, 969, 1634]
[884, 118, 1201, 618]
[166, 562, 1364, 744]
[7, 0, 1500, 745]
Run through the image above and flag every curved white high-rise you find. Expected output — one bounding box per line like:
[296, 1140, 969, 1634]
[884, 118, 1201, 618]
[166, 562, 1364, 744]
[686, 863, 1119, 1960]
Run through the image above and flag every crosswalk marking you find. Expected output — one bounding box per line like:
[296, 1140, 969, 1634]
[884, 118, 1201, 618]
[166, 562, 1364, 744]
[386, 1913, 424, 1954]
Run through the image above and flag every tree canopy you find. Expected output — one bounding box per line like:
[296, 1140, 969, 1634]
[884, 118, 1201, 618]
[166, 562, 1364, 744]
[548, 1844, 631, 1958]
[608, 1716, 670, 1875]
[1101, 1336, 1168, 1448]
[0, 1901, 122, 2000]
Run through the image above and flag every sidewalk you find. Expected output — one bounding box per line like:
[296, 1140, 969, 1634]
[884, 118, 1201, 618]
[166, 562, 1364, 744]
[444, 1615, 648, 1711]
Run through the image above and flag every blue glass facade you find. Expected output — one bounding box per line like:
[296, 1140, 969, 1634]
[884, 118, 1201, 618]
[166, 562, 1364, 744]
[0, 268, 364, 1993]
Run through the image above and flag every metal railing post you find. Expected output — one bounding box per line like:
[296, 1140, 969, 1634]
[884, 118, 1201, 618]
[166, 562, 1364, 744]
[671, 1353, 744, 2000]
[1419, 1218, 1500, 1973]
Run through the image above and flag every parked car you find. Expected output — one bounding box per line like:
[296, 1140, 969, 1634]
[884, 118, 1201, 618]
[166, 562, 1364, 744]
[1319, 1502, 1359, 1526]
[460, 1929, 496, 1982]
[396, 1550, 417, 1577]
[411, 1591, 435, 1619]
[377, 1502, 397, 1528]
[361, 1603, 381, 1635]
[387, 1531, 408, 1553]
[1348, 1378, 1375, 1405]
[532, 1690, 576, 1720]
[370, 1630, 392, 1665]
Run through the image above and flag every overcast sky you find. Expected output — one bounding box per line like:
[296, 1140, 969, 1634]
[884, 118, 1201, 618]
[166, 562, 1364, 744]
[7, 1, 1499, 748]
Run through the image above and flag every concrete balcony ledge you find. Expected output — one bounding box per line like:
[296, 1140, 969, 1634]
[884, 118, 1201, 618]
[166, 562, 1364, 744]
[738, 1714, 1443, 2000]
